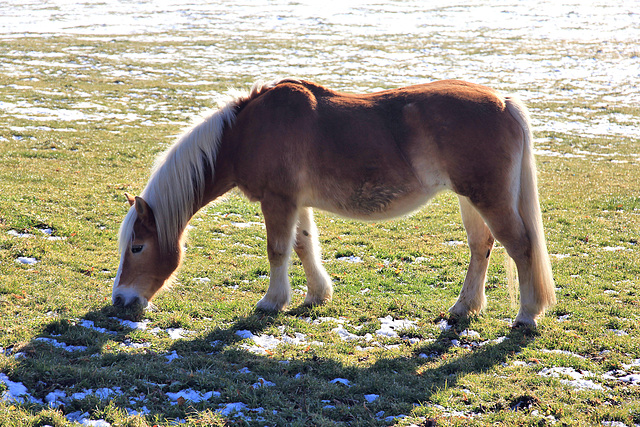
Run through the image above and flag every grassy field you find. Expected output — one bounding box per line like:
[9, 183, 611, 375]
[1, 3, 640, 426]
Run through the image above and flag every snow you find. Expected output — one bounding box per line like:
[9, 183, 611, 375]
[166, 388, 220, 404]
[0, 373, 42, 404]
[217, 402, 248, 417]
[459, 329, 480, 339]
[364, 394, 379, 403]
[252, 378, 276, 388]
[8, 230, 33, 238]
[337, 255, 362, 263]
[329, 378, 351, 386]
[235, 329, 315, 355]
[540, 349, 586, 359]
[538, 367, 604, 391]
[230, 221, 262, 228]
[331, 316, 418, 342]
[436, 319, 452, 332]
[45, 389, 67, 407]
[77, 320, 118, 335]
[375, 316, 417, 338]
[164, 350, 182, 362]
[112, 318, 150, 331]
[16, 257, 38, 265]
[34, 337, 88, 352]
[166, 328, 193, 340]
[332, 325, 361, 341]
[66, 411, 111, 426]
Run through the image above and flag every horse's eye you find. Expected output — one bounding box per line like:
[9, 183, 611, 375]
[131, 245, 144, 254]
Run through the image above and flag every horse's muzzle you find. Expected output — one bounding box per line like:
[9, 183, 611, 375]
[112, 293, 147, 308]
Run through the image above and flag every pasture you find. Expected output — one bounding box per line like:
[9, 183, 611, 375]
[1, 1, 639, 426]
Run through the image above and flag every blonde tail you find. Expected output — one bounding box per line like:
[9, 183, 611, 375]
[505, 97, 556, 312]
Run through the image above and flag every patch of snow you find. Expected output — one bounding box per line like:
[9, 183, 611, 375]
[66, 412, 111, 426]
[236, 329, 314, 355]
[602, 246, 628, 252]
[111, 318, 150, 330]
[120, 340, 150, 349]
[16, 256, 38, 265]
[0, 373, 43, 404]
[252, 378, 276, 388]
[45, 389, 67, 407]
[332, 324, 360, 341]
[364, 394, 379, 403]
[375, 316, 417, 338]
[540, 349, 585, 359]
[337, 255, 362, 263]
[230, 221, 262, 228]
[459, 329, 480, 339]
[8, 230, 33, 238]
[217, 402, 248, 417]
[329, 378, 351, 386]
[538, 367, 604, 390]
[166, 328, 193, 339]
[77, 319, 118, 335]
[622, 359, 640, 370]
[164, 350, 182, 362]
[436, 319, 451, 332]
[34, 337, 88, 352]
[305, 316, 347, 325]
[166, 388, 219, 404]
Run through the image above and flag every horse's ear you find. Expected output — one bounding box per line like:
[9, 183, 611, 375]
[134, 196, 155, 226]
[125, 192, 135, 207]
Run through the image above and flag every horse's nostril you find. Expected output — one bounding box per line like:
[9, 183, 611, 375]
[113, 295, 125, 306]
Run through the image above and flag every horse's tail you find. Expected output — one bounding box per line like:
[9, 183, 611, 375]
[505, 96, 556, 312]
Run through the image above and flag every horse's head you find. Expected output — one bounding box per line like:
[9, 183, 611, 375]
[112, 193, 183, 308]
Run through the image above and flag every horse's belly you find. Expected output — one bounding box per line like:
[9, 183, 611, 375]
[305, 183, 438, 221]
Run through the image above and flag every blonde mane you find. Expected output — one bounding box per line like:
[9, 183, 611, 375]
[117, 85, 258, 255]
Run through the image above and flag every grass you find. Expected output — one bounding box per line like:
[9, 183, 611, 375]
[1, 11, 640, 426]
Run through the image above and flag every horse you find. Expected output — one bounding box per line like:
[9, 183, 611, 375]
[112, 78, 556, 327]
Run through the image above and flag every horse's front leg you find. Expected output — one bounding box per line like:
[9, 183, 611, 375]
[255, 194, 298, 311]
[294, 207, 333, 306]
[450, 196, 495, 317]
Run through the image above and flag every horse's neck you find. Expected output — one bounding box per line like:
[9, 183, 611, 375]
[192, 146, 236, 216]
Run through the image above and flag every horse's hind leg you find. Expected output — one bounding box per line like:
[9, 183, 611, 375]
[256, 194, 298, 311]
[294, 208, 333, 306]
[478, 205, 542, 326]
[450, 196, 495, 317]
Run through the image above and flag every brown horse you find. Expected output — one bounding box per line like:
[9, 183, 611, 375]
[112, 79, 555, 326]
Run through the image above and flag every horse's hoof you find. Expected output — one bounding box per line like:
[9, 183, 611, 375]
[511, 319, 537, 329]
[449, 302, 472, 318]
[255, 297, 288, 312]
[303, 293, 332, 307]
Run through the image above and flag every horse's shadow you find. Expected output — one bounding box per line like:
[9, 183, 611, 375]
[10, 304, 535, 424]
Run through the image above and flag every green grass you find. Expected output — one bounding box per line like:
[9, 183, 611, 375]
[1, 23, 640, 427]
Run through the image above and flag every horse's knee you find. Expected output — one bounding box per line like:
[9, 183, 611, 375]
[267, 245, 289, 266]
